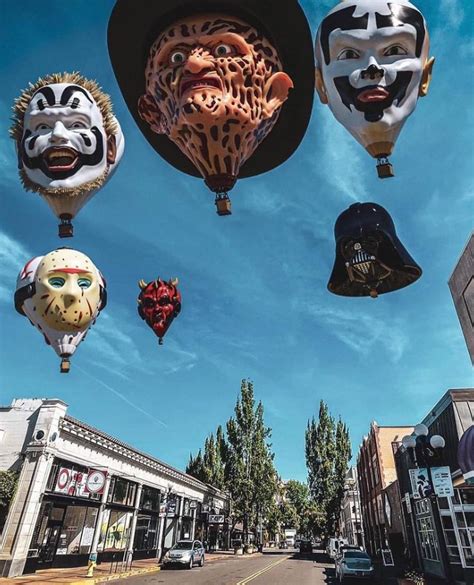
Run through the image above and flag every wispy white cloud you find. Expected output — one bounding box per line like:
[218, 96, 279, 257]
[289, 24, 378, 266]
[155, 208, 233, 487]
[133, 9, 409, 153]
[0, 230, 30, 303]
[160, 338, 198, 375]
[302, 302, 408, 363]
[439, 0, 465, 29]
[75, 363, 168, 428]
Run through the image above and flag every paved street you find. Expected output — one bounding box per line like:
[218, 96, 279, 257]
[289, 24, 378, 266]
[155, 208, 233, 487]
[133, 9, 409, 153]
[123, 549, 337, 585]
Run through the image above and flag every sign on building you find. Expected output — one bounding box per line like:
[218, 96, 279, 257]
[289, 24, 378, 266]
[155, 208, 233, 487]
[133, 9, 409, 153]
[55, 467, 88, 496]
[167, 500, 177, 517]
[409, 468, 433, 499]
[431, 466, 454, 497]
[404, 493, 412, 514]
[85, 469, 107, 495]
[208, 514, 225, 524]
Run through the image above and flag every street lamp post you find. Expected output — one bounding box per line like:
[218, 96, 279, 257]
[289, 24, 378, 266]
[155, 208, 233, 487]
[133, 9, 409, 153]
[401, 426, 451, 580]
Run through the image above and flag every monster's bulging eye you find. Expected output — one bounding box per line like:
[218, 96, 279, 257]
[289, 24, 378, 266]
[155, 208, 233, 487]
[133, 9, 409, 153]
[170, 50, 186, 65]
[77, 278, 92, 289]
[49, 277, 65, 288]
[337, 48, 360, 60]
[383, 45, 408, 57]
[214, 44, 234, 57]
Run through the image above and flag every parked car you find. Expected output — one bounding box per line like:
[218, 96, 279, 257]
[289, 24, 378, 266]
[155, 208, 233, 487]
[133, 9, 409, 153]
[299, 540, 313, 553]
[336, 544, 362, 560]
[326, 537, 349, 559]
[335, 550, 374, 582]
[162, 540, 205, 569]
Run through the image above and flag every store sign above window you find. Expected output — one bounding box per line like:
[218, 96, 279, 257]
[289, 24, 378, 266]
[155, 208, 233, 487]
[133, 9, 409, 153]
[208, 514, 225, 524]
[54, 467, 107, 497]
[85, 469, 108, 495]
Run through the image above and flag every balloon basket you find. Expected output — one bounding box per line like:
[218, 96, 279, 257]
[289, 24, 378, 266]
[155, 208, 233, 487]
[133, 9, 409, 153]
[369, 289, 379, 299]
[215, 193, 232, 216]
[376, 157, 394, 179]
[158, 338, 164, 345]
[59, 216, 74, 238]
[60, 358, 71, 373]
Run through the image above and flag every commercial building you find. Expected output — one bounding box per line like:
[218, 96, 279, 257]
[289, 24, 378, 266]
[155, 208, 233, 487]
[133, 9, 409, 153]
[394, 389, 474, 584]
[356, 422, 414, 557]
[448, 233, 474, 364]
[0, 398, 229, 577]
[339, 467, 364, 548]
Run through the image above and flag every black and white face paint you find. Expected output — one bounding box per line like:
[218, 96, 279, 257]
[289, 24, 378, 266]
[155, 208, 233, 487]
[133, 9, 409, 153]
[20, 83, 113, 190]
[315, 0, 432, 159]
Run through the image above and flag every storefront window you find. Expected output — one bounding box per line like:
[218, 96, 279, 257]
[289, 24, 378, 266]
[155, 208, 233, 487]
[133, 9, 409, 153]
[103, 509, 132, 550]
[108, 477, 137, 507]
[134, 515, 158, 550]
[140, 486, 160, 512]
[417, 517, 440, 562]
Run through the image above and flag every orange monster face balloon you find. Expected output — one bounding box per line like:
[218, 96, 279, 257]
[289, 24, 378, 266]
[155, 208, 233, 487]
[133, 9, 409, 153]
[138, 13, 293, 188]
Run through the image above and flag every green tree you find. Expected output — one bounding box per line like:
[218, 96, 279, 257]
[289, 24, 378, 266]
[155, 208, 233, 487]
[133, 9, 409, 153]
[0, 470, 18, 531]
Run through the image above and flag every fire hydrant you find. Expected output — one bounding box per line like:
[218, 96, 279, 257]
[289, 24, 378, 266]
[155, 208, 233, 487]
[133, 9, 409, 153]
[86, 553, 97, 577]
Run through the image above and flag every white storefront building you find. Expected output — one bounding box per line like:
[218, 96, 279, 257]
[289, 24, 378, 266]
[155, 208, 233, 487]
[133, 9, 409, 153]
[0, 398, 228, 577]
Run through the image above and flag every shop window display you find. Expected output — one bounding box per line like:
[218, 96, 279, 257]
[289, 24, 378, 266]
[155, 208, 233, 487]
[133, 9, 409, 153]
[97, 509, 132, 551]
[134, 514, 158, 551]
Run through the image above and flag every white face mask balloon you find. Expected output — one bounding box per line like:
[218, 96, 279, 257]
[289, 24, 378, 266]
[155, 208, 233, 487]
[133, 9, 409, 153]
[14, 248, 107, 373]
[12, 73, 124, 236]
[315, 0, 434, 178]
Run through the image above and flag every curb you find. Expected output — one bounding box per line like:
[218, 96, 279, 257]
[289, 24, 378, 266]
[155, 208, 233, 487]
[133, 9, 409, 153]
[68, 565, 161, 585]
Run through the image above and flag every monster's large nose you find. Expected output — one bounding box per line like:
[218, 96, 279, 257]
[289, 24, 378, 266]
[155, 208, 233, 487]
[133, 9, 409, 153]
[184, 51, 214, 75]
[50, 121, 68, 144]
[361, 63, 385, 81]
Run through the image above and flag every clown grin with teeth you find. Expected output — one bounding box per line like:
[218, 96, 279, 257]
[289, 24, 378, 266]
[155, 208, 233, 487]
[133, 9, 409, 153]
[138, 13, 293, 199]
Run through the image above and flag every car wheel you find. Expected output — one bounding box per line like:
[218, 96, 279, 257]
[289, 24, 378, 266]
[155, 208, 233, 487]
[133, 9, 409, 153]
[188, 557, 193, 570]
[200, 554, 204, 567]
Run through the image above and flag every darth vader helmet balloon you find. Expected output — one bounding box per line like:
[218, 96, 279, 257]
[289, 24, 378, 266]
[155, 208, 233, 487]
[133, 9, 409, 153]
[14, 248, 107, 372]
[137, 277, 182, 344]
[108, 0, 314, 215]
[315, 0, 434, 178]
[328, 202, 421, 298]
[11, 72, 125, 236]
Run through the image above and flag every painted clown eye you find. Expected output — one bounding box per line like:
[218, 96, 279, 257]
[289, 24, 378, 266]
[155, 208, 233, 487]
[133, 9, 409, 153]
[36, 123, 51, 131]
[337, 48, 360, 60]
[69, 121, 86, 129]
[383, 44, 408, 57]
[169, 50, 186, 65]
[48, 276, 66, 288]
[77, 278, 92, 289]
[214, 44, 234, 57]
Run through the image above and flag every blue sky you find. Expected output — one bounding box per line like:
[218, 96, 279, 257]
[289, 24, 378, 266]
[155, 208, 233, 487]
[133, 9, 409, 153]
[1, 0, 472, 482]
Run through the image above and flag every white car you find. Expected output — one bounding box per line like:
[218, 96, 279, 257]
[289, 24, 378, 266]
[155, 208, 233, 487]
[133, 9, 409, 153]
[335, 550, 375, 582]
[162, 540, 205, 569]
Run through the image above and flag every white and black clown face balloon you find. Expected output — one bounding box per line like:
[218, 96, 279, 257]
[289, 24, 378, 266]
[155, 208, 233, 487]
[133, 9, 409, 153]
[13, 74, 124, 235]
[315, 0, 434, 177]
[14, 248, 107, 373]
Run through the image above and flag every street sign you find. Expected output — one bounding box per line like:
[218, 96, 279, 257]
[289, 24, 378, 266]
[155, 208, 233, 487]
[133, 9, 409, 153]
[190, 500, 197, 509]
[167, 500, 177, 516]
[208, 514, 225, 524]
[409, 468, 433, 499]
[431, 466, 454, 497]
[405, 492, 412, 514]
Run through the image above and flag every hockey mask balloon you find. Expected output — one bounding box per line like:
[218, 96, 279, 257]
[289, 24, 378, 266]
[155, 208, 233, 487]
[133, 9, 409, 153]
[137, 278, 182, 344]
[138, 14, 293, 202]
[14, 248, 107, 372]
[315, 0, 434, 177]
[328, 202, 422, 297]
[11, 73, 124, 235]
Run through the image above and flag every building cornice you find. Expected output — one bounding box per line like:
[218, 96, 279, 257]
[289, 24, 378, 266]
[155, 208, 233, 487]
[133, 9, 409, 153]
[59, 415, 225, 498]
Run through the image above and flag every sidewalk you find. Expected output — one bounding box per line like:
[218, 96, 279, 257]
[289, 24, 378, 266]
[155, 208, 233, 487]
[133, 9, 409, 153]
[0, 551, 254, 585]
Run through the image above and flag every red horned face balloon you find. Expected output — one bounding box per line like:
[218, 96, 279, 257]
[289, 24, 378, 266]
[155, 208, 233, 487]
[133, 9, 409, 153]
[137, 277, 181, 344]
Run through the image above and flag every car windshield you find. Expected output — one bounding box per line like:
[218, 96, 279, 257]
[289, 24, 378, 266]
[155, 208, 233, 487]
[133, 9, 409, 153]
[344, 551, 370, 559]
[173, 542, 193, 550]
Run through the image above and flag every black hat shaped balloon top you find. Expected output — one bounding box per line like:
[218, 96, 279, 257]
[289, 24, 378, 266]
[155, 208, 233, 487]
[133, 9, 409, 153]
[328, 203, 422, 298]
[108, 0, 314, 215]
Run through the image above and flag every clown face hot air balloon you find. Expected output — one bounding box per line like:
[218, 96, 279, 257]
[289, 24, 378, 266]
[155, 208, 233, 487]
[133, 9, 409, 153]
[328, 202, 422, 298]
[11, 72, 124, 236]
[315, 0, 434, 178]
[137, 278, 181, 344]
[108, 0, 314, 215]
[14, 248, 107, 372]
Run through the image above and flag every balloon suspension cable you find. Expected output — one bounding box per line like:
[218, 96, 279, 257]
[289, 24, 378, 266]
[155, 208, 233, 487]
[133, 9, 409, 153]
[58, 214, 74, 238]
[60, 357, 71, 373]
[376, 156, 394, 179]
[159, 338, 164, 346]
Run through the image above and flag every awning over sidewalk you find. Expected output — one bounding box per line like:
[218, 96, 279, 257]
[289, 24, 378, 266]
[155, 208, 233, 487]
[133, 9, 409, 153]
[458, 424, 474, 485]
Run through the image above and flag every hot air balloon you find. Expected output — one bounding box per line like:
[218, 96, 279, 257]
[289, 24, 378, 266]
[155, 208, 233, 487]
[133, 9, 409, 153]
[11, 72, 124, 237]
[108, 0, 314, 215]
[328, 202, 422, 298]
[137, 278, 182, 344]
[315, 0, 434, 178]
[14, 248, 107, 372]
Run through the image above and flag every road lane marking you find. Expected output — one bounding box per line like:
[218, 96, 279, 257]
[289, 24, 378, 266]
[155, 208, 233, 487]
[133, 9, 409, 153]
[236, 555, 290, 584]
